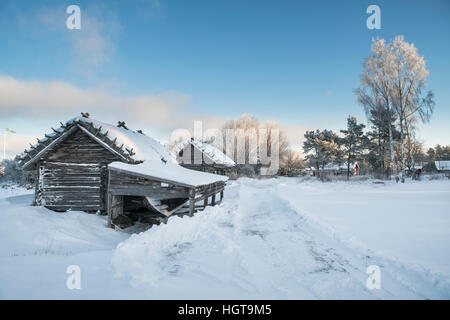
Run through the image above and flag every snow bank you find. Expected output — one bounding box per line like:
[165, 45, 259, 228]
[112, 178, 450, 299]
[1, 178, 449, 299]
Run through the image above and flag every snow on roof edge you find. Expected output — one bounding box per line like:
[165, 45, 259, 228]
[109, 161, 228, 188]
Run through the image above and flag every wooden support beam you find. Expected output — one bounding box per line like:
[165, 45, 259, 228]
[189, 189, 195, 217]
[107, 192, 112, 228]
[220, 190, 224, 201]
[107, 193, 123, 228]
[212, 193, 216, 206]
[203, 197, 208, 208]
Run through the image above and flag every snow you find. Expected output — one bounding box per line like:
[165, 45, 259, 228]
[1, 178, 449, 299]
[109, 161, 228, 188]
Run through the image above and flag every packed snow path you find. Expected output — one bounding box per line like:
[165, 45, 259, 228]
[1, 178, 449, 299]
[112, 178, 450, 299]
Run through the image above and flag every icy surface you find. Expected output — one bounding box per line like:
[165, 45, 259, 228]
[1, 178, 449, 299]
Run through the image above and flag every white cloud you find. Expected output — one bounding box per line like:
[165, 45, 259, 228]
[1, 133, 38, 160]
[0, 75, 222, 156]
[0, 75, 196, 128]
[0, 75, 310, 157]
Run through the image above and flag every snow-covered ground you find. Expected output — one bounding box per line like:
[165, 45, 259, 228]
[0, 178, 449, 299]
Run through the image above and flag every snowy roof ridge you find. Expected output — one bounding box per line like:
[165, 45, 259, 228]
[18, 115, 177, 169]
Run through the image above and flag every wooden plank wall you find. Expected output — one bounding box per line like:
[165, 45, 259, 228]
[40, 162, 102, 211]
[37, 129, 121, 212]
[108, 170, 189, 199]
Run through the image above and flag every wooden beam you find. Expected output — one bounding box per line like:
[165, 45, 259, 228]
[189, 189, 195, 217]
[107, 192, 112, 228]
[108, 186, 188, 198]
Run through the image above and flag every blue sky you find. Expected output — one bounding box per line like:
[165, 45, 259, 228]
[0, 0, 449, 157]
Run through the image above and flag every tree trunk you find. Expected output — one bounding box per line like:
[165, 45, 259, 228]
[316, 161, 320, 179]
[405, 120, 415, 174]
[399, 114, 406, 183]
[388, 123, 398, 181]
[347, 158, 350, 180]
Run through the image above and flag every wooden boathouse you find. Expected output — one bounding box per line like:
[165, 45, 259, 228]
[17, 114, 227, 228]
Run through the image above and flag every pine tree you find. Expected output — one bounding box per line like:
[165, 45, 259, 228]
[340, 116, 368, 179]
[303, 129, 341, 180]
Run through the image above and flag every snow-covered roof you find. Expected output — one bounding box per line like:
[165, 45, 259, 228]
[67, 116, 176, 163]
[18, 115, 228, 187]
[18, 116, 177, 168]
[435, 160, 450, 171]
[109, 161, 228, 188]
[175, 140, 235, 167]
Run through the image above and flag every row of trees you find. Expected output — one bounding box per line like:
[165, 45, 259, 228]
[303, 116, 368, 179]
[426, 145, 450, 162]
[303, 114, 448, 180]
[303, 36, 439, 182]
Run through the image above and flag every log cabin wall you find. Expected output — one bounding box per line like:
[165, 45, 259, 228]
[36, 129, 121, 212]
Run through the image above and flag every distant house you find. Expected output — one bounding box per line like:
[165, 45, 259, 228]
[310, 162, 357, 176]
[435, 160, 450, 173]
[17, 115, 227, 228]
[175, 139, 236, 176]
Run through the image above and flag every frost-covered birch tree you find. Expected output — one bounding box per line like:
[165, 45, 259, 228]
[355, 38, 399, 180]
[389, 36, 434, 182]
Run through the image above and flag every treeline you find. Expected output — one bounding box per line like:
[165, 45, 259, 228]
[302, 36, 440, 182]
[426, 145, 450, 162]
[0, 159, 34, 187]
[302, 115, 447, 180]
[301, 35, 448, 181]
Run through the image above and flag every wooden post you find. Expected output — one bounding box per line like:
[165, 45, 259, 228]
[220, 190, 224, 201]
[107, 192, 112, 228]
[108, 194, 123, 228]
[189, 189, 195, 217]
[203, 197, 208, 209]
[212, 193, 216, 206]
